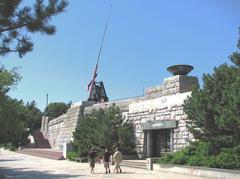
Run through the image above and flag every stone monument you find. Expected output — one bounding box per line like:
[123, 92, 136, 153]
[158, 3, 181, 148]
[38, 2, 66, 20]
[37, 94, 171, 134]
[41, 64, 199, 159]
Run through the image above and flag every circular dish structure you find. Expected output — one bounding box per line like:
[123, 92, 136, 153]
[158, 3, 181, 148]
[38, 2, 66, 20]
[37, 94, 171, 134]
[167, 64, 193, 76]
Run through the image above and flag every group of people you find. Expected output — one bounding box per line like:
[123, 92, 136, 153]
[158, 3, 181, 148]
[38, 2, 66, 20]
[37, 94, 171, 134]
[88, 147, 123, 174]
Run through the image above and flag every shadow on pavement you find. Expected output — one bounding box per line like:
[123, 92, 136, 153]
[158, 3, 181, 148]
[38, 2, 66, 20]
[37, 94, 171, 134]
[0, 167, 84, 179]
[93, 171, 145, 175]
[0, 159, 19, 162]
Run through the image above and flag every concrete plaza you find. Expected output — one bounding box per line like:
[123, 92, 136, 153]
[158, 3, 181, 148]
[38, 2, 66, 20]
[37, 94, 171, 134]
[0, 149, 208, 179]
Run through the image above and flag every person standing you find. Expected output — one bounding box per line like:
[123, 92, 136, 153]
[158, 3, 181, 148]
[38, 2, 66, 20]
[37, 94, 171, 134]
[103, 148, 111, 173]
[88, 148, 97, 174]
[113, 147, 122, 173]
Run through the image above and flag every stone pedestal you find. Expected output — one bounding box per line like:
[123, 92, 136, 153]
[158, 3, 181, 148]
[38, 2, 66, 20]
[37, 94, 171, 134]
[145, 75, 199, 97]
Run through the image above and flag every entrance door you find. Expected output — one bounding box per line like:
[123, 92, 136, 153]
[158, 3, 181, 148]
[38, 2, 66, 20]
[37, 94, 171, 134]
[152, 129, 171, 157]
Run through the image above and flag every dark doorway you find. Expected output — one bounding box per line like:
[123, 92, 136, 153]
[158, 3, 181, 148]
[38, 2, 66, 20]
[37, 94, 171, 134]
[152, 129, 171, 157]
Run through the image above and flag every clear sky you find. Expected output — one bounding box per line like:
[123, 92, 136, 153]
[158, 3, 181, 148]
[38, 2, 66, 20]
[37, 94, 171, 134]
[1, 0, 240, 111]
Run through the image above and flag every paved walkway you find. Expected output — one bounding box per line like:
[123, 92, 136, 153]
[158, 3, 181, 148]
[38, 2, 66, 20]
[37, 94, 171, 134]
[0, 148, 208, 179]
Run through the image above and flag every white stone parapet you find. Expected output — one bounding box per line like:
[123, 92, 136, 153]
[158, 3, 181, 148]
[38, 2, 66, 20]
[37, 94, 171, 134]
[145, 75, 199, 96]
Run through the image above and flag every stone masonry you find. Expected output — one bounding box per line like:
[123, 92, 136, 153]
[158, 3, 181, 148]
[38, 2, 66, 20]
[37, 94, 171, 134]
[41, 75, 199, 157]
[41, 103, 82, 150]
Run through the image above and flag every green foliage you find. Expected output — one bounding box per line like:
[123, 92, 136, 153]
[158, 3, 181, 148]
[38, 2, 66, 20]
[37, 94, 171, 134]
[0, 66, 21, 94]
[67, 152, 88, 162]
[213, 149, 240, 169]
[118, 123, 137, 155]
[0, 0, 66, 148]
[184, 63, 240, 148]
[229, 28, 240, 67]
[73, 104, 136, 157]
[25, 101, 43, 132]
[44, 102, 70, 120]
[67, 151, 78, 161]
[0, 96, 29, 146]
[157, 154, 173, 164]
[158, 30, 240, 169]
[158, 142, 240, 169]
[3, 142, 18, 151]
[0, 66, 43, 147]
[184, 33, 240, 151]
[73, 109, 106, 157]
[0, 74, 27, 146]
[0, 0, 68, 57]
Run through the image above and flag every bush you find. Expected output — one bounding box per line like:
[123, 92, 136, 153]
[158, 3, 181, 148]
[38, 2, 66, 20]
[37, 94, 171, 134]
[3, 143, 17, 151]
[67, 152, 78, 161]
[0, 144, 4, 148]
[169, 150, 189, 165]
[213, 147, 240, 169]
[157, 142, 240, 169]
[157, 154, 173, 164]
[187, 155, 207, 166]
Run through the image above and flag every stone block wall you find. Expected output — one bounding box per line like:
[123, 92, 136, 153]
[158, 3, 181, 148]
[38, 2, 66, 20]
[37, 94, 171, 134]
[48, 116, 64, 150]
[127, 92, 194, 155]
[45, 105, 82, 150]
[145, 75, 199, 97]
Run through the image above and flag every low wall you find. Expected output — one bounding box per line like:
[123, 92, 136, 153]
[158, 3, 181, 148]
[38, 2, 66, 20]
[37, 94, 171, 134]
[153, 163, 240, 179]
[47, 105, 82, 150]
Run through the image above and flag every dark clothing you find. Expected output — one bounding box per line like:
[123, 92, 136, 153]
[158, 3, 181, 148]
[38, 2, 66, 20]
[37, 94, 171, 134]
[103, 151, 111, 162]
[90, 158, 95, 168]
[89, 150, 97, 159]
[88, 150, 97, 168]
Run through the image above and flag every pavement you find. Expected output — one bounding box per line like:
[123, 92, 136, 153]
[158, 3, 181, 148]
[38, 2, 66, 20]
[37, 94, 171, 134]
[17, 148, 64, 160]
[0, 148, 208, 179]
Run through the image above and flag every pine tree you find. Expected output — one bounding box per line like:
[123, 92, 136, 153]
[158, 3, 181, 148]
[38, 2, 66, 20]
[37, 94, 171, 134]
[44, 102, 70, 120]
[184, 30, 240, 153]
[159, 29, 240, 169]
[229, 28, 240, 67]
[0, 0, 68, 57]
[73, 105, 136, 157]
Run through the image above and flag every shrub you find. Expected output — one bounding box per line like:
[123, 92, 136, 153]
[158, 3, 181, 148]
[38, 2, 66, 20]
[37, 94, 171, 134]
[3, 143, 17, 151]
[157, 142, 240, 169]
[157, 154, 173, 164]
[213, 148, 240, 169]
[67, 152, 78, 161]
[169, 150, 189, 165]
[0, 144, 4, 148]
[187, 155, 207, 166]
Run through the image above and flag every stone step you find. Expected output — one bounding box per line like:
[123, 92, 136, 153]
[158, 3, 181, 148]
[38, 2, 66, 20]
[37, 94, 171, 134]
[121, 160, 147, 169]
[17, 149, 64, 160]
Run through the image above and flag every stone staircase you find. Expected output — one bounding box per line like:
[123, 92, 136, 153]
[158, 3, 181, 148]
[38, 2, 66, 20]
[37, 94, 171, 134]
[32, 129, 51, 148]
[121, 160, 147, 169]
[17, 129, 65, 160]
[18, 149, 64, 160]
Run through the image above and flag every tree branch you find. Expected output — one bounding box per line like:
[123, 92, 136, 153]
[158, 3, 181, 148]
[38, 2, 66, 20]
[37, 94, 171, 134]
[0, 23, 29, 33]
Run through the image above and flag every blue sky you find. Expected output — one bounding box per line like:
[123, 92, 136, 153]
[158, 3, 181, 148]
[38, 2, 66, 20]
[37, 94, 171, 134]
[1, 0, 240, 111]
